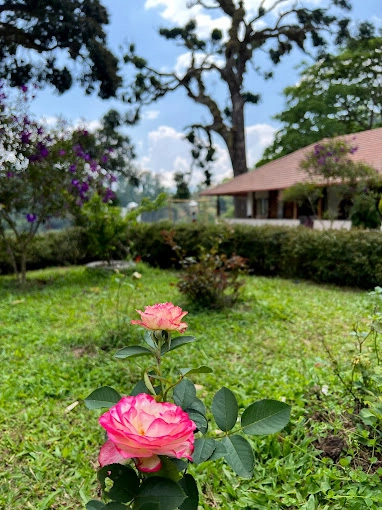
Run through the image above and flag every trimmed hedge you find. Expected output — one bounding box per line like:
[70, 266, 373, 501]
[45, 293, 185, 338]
[1, 223, 382, 289]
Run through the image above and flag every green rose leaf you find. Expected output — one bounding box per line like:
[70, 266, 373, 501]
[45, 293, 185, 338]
[86, 501, 105, 510]
[241, 399, 291, 435]
[178, 366, 213, 376]
[222, 435, 254, 478]
[134, 477, 186, 510]
[161, 336, 196, 355]
[192, 438, 216, 465]
[84, 386, 121, 410]
[208, 441, 227, 461]
[179, 474, 199, 510]
[130, 379, 161, 396]
[114, 346, 153, 359]
[98, 464, 139, 503]
[155, 456, 181, 482]
[173, 379, 196, 410]
[211, 387, 238, 432]
[186, 398, 206, 416]
[185, 409, 208, 434]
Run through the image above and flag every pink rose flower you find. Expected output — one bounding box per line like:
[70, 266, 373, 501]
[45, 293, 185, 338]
[98, 393, 196, 473]
[131, 302, 188, 333]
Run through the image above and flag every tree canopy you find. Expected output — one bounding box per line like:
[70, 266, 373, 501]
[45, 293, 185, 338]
[122, 0, 352, 215]
[0, 0, 121, 98]
[258, 23, 382, 165]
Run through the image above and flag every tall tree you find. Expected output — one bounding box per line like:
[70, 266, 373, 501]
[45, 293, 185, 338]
[122, 0, 352, 214]
[258, 23, 382, 165]
[0, 0, 121, 98]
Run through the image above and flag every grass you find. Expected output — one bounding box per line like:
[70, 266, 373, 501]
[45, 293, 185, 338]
[1, 264, 382, 509]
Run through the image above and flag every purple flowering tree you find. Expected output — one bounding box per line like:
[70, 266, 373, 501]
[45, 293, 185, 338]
[283, 139, 382, 222]
[0, 85, 131, 284]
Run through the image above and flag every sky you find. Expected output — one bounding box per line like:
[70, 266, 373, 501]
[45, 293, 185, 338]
[29, 0, 382, 190]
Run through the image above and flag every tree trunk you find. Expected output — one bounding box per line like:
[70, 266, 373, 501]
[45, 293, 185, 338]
[229, 95, 248, 218]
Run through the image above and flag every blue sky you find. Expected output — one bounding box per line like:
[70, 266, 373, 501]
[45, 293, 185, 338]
[30, 0, 382, 189]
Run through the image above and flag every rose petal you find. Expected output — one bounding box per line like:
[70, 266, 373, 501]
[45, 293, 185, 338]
[99, 440, 128, 466]
[135, 455, 162, 472]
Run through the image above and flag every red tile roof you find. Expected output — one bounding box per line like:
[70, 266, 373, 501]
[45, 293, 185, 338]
[201, 127, 382, 196]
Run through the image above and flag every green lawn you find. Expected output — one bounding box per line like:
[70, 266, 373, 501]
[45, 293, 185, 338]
[1, 264, 381, 509]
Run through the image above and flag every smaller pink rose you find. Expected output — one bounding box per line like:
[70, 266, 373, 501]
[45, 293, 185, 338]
[131, 302, 188, 333]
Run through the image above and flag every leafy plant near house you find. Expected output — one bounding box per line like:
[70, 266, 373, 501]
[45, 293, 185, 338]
[84, 303, 291, 509]
[282, 139, 382, 223]
[162, 229, 248, 309]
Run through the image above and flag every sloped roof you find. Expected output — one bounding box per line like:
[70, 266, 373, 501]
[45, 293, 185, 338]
[201, 127, 382, 196]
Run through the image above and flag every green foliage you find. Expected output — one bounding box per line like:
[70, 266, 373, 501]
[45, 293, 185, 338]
[259, 28, 382, 164]
[162, 228, 248, 309]
[0, 0, 121, 98]
[79, 195, 129, 263]
[350, 194, 381, 230]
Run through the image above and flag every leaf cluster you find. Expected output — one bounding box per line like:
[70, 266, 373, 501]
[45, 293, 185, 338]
[0, 0, 121, 98]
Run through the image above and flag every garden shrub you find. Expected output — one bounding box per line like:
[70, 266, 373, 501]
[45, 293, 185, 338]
[162, 228, 248, 309]
[1, 222, 382, 289]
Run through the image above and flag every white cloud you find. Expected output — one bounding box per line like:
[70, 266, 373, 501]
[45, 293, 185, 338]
[245, 123, 276, 167]
[141, 109, 160, 120]
[136, 122, 276, 188]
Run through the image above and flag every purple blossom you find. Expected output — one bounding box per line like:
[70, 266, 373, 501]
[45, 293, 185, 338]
[21, 131, 31, 144]
[350, 146, 358, 154]
[84, 153, 91, 161]
[6, 171, 13, 178]
[101, 155, 109, 163]
[37, 127, 44, 135]
[28, 154, 40, 162]
[103, 188, 115, 202]
[81, 182, 89, 192]
[109, 174, 117, 183]
[37, 142, 49, 158]
[90, 160, 98, 171]
[69, 164, 77, 173]
[59, 149, 66, 156]
[21, 85, 28, 93]
[26, 213, 36, 222]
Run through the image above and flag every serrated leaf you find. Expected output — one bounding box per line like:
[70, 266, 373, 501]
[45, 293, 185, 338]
[173, 379, 196, 410]
[222, 435, 254, 478]
[98, 464, 139, 503]
[84, 386, 121, 410]
[192, 438, 216, 465]
[211, 387, 238, 432]
[161, 336, 196, 355]
[179, 366, 213, 376]
[241, 399, 291, 435]
[179, 474, 199, 510]
[134, 477, 186, 510]
[86, 501, 105, 510]
[208, 441, 227, 461]
[114, 346, 152, 359]
[184, 409, 208, 434]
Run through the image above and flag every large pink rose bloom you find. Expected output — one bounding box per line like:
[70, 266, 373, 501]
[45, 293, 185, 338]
[130, 302, 188, 333]
[98, 394, 196, 473]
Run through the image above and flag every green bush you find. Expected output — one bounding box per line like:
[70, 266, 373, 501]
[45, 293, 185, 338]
[1, 223, 382, 289]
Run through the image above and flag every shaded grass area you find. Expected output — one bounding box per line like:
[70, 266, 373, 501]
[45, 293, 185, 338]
[1, 265, 381, 509]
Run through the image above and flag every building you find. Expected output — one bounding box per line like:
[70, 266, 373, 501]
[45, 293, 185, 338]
[201, 128, 382, 226]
